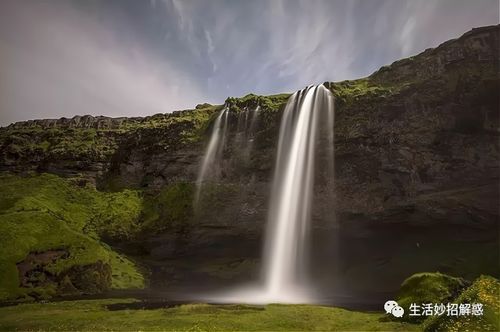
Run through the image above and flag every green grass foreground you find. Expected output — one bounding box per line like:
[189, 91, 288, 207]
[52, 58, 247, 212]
[0, 299, 418, 331]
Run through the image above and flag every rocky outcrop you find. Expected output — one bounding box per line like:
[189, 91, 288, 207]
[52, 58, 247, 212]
[0, 107, 217, 185]
[16, 250, 112, 299]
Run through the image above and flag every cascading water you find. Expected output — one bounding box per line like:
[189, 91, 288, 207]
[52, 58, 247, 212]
[195, 104, 261, 210]
[242, 105, 260, 163]
[206, 84, 335, 304]
[261, 85, 334, 302]
[194, 106, 228, 207]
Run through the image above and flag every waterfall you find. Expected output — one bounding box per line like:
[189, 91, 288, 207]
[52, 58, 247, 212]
[242, 105, 260, 163]
[194, 106, 229, 207]
[194, 105, 261, 210]
[207, 84, 335, 304]
[259, 85, 334, 303]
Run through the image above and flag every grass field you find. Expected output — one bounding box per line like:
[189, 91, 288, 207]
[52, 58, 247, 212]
[0, 299, 419, 331]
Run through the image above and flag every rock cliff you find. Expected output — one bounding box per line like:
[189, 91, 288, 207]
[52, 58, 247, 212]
[0, 25, 498, 299]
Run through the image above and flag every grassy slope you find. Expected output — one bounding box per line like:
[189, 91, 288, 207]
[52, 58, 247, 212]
[0, 300, 418, 331]
[0, 105, 218, 162]
[0, 173, 145, 301]
[397, 272, 468, 323]
[423, 275, 500, 331]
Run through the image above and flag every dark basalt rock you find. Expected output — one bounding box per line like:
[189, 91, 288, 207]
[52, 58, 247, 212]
[17, 250, 69, 288]
[60, 261, 112, 295]
[16, 250, 112, 299]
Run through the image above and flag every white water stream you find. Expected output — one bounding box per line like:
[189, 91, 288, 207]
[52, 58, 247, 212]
[198, 85, 334, 303]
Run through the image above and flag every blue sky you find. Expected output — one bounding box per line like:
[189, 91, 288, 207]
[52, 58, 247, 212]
[0, 0, 498, 125]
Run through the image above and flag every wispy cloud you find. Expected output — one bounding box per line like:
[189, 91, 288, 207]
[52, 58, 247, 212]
[0, 0, 209, 125]
[0, 0, 497, 125]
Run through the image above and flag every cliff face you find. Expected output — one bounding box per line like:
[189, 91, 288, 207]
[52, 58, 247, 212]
[333, 25, 499, 217]
[0, 25, 498, 297]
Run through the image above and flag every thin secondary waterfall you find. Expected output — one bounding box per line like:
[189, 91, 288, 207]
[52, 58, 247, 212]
[242, 105, 260, 163]
[195, 105, 261, 209]
[207, 84, 335, 304]
[194, 106, 228, 206]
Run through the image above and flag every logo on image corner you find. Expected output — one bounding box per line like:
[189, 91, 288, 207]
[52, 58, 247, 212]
[384, 300, 404, 318]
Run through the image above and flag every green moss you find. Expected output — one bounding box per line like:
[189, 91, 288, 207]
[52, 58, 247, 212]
[226, 92, 290, 114]
[329, 78, 402, 108]
[423, 275, 500, 331]
[0, 173, 145, 301]
[0, 106, 226, 165]
[90, 190, 143, 241]
[0, 210, 112, 300]
[397, 272, 469, 322]
[176, 106, 220, 144]
[141, 182, 195, 233]
[97, 173, 130, 192]
[0, 127, 119, 161]
[0, 299, 419, 331]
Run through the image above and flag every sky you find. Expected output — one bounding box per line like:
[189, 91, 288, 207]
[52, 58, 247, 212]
[0, 0, 498, 126]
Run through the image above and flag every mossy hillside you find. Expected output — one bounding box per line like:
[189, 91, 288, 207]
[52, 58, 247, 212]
[423, 275, 500, 331]
[178, 106, 222, 144]
[141, 182, 195, 233]
[396, 272, 469, 322]
[0, 172, 208, 300]
[0, 127, 120, 162]
[139, 182, 244, 235]
[129, 105, 221, 149]
[89, 190, 143, 241]
[0, 173, 143, 240]
[0, 211, 110, 300]
[0, 104, 220, 171]
[329, 78, 400, 108]
[0, 299, 419, 331]
[0, 173, 145, 301]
